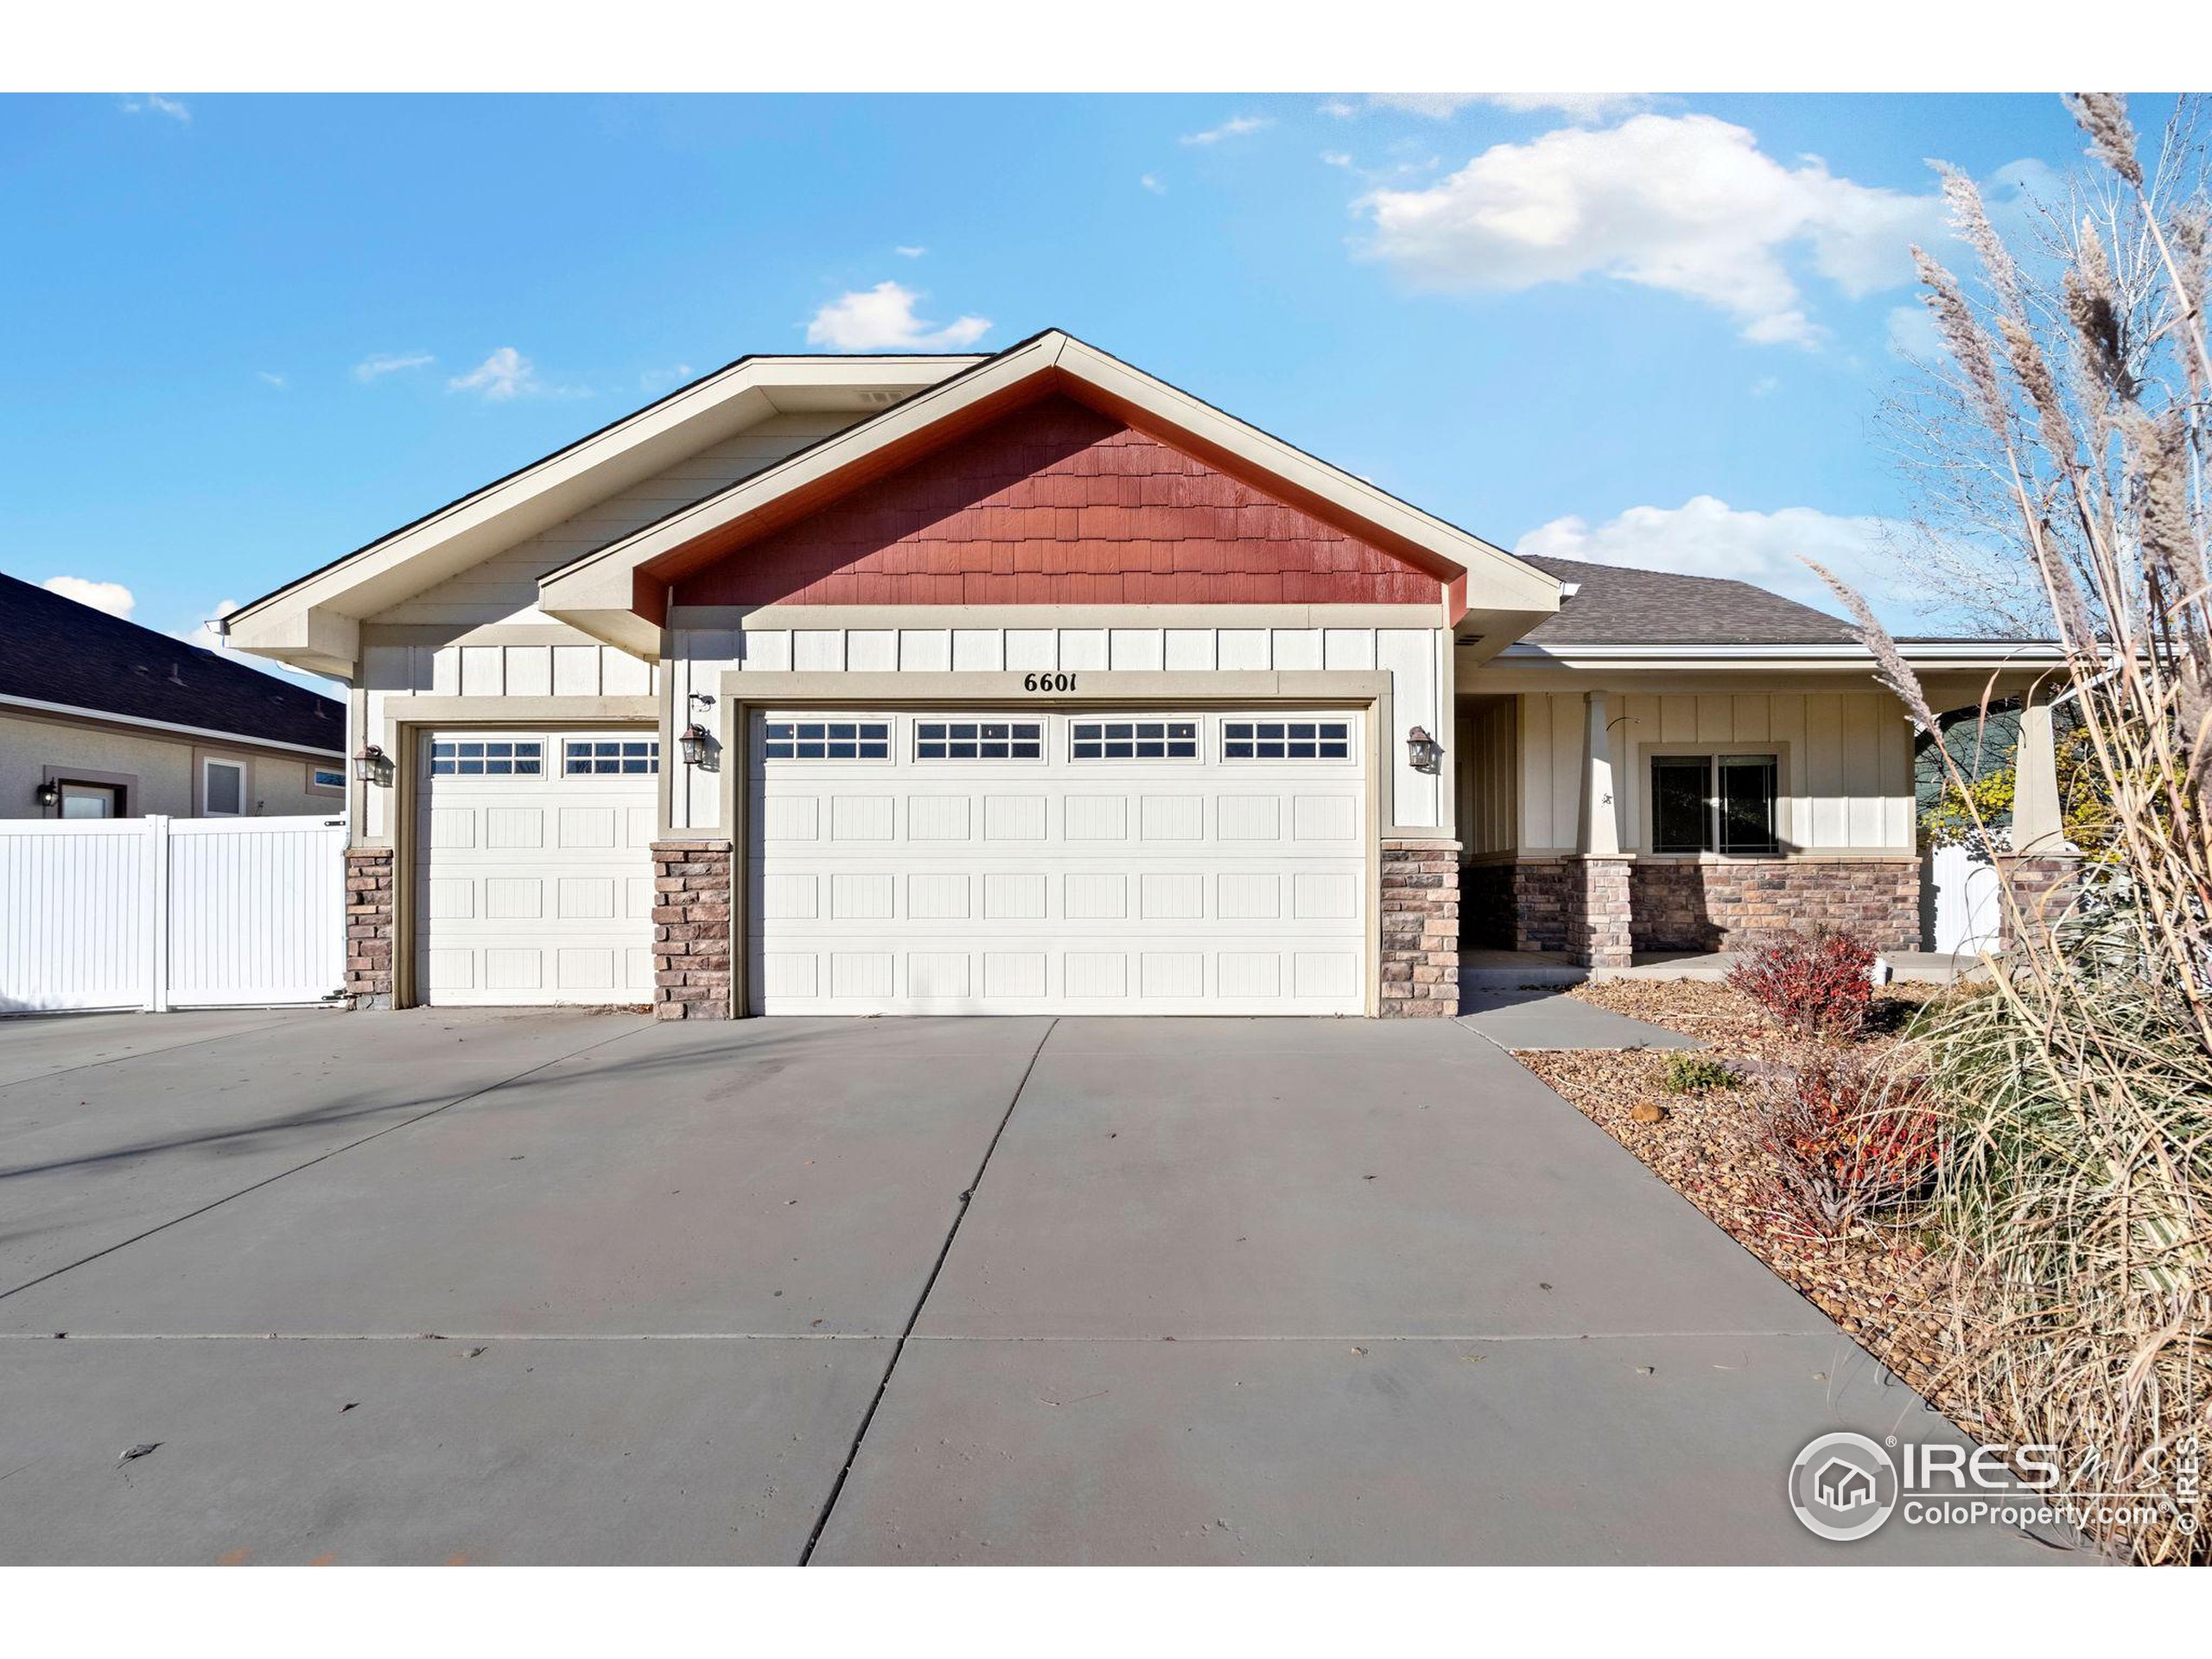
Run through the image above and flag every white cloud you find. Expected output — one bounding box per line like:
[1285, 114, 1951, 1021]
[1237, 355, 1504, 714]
[1750, 375, 1780, 397]
[1320, 151, 1354, 169]
[1357, 113, 1944, 347]
[1319, 99, 1358, 119]
[1180, 115, 1271, 146]
[1886, 301, 1945, 361]
[639, 363, 694, 392]
[895, 245, 927, 258]
[1139, 173, 1166, 194]
[804, 283, 990, 352]
[41, 576, 136, 619]
[121, 93, 189, 122]
[353, 351, 434, 384]
[1369, 94, 1477, 119]
[1514, 495, 1916, 618]
[257, 371, 287, 390]
[448, 346, 537, 400]
[1476, 93, 1651, 124]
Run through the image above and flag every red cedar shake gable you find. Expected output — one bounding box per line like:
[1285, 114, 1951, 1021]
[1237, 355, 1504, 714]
[671, 394, 1446, 607]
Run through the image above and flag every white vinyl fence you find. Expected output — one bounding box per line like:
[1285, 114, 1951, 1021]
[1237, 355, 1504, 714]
[0, 816, 346, 1014]
[1927, 842, 2003, 957]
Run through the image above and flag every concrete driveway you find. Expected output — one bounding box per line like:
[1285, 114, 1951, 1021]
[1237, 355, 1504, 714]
[0, 1007, 2060, 1565]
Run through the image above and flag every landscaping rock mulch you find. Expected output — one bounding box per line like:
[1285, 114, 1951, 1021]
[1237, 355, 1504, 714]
[1514, 979, 1974, 1420]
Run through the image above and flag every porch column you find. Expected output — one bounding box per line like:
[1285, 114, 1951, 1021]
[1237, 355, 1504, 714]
[1566, 690, 1634, 969]
[2001, 684, 2081, 944]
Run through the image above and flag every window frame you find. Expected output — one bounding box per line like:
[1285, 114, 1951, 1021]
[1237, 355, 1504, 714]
[913, 718, 1046, 763]
[308, 764, 347, 797]
[1643, 749, 1784, 856]
[560, 735, 663, 779]
[200, 756, 248, 817]
[1219, 718, 1357, 764]
[1067, 717, 1201, 763]
[425, 737, 547, 779]
[58, 781, 124, 819]
[758, 718, 894, 763]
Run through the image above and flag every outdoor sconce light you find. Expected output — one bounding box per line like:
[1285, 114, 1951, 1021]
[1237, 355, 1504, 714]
[679, 691, 718, 768]
[353, 743, 393, 787]
[1406, 725, 1443, 775]
[35, 781, 60, 810]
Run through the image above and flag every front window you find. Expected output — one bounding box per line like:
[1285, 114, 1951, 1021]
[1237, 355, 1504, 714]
[202, 759, 245, 816]
[1650, 753, 1780, 854]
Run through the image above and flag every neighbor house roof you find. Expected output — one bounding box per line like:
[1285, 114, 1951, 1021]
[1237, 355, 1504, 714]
[1514, 556, 1857, 646]
[0, 572, 346, 754]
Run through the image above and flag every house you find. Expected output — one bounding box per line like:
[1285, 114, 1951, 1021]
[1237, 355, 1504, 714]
[223, 330, 2073, 1018]
[2, 572, 348, 822]
[1814, 1457, 1879, 1512]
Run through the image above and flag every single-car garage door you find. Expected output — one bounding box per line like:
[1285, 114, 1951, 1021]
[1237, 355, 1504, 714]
[414, 728, 658, 1006]
[747, 709, 1369, 1015]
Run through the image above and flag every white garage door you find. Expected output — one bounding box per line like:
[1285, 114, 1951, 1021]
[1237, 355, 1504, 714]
[747, 709, 1369, 1015]
[414, 729, 658, 1006]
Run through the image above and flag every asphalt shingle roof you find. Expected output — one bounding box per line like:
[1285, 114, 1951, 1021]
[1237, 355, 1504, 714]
[0, 572, 346, 753]
[1515, 555, 1859, 646]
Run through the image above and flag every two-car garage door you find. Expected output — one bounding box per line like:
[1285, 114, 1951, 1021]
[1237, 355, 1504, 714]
[747, 709, 1370, 1015]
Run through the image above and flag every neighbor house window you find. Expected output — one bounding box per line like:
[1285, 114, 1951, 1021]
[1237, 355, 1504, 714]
[1071, 720, 1198, 760]
[915, 721, 1042, 760]
[1222, 720, 1351, 760]
[310, 766, 346, 791]
[60, 783, 122, 818]
[563, 738, 660, 776]
[429, 740, 543, 777]
[761, 721, 890, 760]
[1650, 753, 1780, 855]
[202, 759, 246, 816]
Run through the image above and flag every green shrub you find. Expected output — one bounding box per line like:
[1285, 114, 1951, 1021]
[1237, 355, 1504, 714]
[1657, 1051, 1737, 1094]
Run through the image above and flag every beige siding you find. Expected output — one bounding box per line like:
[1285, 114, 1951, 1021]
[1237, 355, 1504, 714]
[1515, 689, 1915, 855]
[1456, 696, 1517, 857]
[375, 412, 855, 626]
[668, 623, 1452, 836]
[0, 710, 341, 820]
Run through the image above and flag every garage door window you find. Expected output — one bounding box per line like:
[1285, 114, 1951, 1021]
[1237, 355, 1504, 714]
[916, 721, 1043, 760]
[563, 737, 659, 776]
[763, 721, 890, 760]
[1070, 720, 1198, 760]
[429, 740, 543, 777]
[1223, 720, 1351, 760]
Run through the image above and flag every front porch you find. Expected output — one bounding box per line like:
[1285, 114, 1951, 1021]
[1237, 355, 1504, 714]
[1458, 946, 1987, 993]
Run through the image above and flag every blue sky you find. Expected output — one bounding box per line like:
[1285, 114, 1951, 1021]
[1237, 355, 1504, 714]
[0, 92, 2118, 674]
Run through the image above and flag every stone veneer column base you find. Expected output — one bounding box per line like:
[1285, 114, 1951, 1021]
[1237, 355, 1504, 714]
[1564, 855, 1634, 969]
[344, 846, 396, 1009]
[1999, 852, 2082, 948]
[1380, 840, 1460, 1018]
[652, 840, 734, 1020]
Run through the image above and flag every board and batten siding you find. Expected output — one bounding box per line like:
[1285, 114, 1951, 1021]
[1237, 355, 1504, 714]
[355, 639, 658, 840]
[374, 413, 857, 627]
[1456, 697, 1516, 858]
[667, 624, 1448, 835]
[1516, 690, 1915, 855]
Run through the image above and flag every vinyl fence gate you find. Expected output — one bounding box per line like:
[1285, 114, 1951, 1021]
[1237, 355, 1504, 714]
[0, 816, 347, 1014]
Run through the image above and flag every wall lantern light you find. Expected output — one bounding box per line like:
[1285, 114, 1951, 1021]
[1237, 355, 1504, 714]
[353, 743, 393, 787]
[35, 780, 60, 810]
[1406, 726, 1443, 775]
[680, 691, 718, 768]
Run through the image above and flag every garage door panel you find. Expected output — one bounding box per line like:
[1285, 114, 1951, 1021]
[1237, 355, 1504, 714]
[749, 709, 1366, 1015]
[414, 729, 657, 1007]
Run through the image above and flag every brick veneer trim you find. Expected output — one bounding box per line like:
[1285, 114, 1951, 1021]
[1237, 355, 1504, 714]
[1381, 839, 1459, 1018]
[652, 839, 734, 1020]
[1564, 856, 1634, 969]
[1630, 858, 1921, 953]
[344, 846, 395, 1010]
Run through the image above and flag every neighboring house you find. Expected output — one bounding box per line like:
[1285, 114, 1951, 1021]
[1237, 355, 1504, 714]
[1, 571, 348, 821]
[226, 330, 2069, 1019]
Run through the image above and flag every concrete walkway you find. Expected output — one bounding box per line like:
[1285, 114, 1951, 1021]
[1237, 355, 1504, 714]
[0, 1008, 2061, 1565]
[1459, 988, 1703, 1051]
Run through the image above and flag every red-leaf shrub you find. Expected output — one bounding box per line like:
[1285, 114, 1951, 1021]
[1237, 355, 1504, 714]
[1726, 929, 1876, 1037]
[1750, 1051, 1941, 1240]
